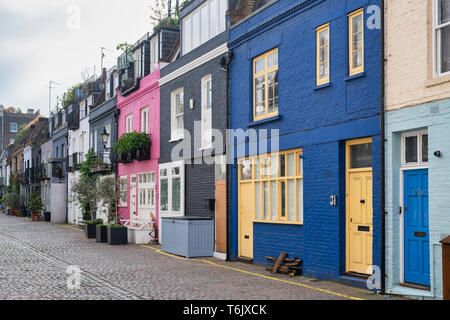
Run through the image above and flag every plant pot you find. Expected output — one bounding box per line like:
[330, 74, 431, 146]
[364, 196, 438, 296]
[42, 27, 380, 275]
[85, 224, 97, 239]
[107, 226, 128, 245]
[14, 209, 20, 217]
[96, 225, 108, 243]
[44, 212, 51, 222]
[31, 211, 39, 222]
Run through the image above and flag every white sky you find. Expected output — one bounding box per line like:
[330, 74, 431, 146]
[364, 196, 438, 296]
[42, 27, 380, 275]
[0, 0, 155, 116]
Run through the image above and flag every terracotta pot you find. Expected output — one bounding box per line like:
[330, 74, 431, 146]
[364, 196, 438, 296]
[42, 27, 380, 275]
[14, 210, 20, 217]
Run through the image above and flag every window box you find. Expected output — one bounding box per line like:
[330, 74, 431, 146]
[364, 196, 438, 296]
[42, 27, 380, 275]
[136, 146, 151, 161]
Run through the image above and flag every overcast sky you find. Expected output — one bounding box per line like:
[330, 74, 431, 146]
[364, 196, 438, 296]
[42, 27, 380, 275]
[0, 0, 154, 116]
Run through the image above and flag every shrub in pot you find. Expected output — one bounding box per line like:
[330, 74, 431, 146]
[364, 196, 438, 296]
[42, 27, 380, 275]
[96, 224, 108, 243]
[107, 224, 128, 245]
[85, 219, 103, 239]
[5, 193, 21, 216]
[27, 192, 43, 222]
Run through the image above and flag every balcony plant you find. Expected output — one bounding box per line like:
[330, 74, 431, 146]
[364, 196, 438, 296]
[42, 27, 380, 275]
[27, 192, 43, 222]
[113, 131, 151, 163]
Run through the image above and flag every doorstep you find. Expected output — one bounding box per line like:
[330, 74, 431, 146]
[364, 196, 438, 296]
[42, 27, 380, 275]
[214, 252, 227, 261]
[339, 273, 370, 290]
[391, 284, 435, 299]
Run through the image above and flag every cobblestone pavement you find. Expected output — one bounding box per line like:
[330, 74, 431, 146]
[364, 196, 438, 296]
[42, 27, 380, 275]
[0, 214, 403, 300]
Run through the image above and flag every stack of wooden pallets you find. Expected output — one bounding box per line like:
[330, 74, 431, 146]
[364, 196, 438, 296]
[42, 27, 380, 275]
[265, 253, 302, 277]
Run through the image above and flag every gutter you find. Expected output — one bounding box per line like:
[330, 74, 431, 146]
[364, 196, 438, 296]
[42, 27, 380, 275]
[226, 49, 234, 261]
[380, 0, 386, 295]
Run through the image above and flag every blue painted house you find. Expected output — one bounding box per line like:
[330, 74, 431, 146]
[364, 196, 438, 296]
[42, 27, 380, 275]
[228, 0, 382, 285]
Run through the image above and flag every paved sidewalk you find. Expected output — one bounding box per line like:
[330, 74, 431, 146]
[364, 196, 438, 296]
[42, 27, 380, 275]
[0, 214, 402, 300]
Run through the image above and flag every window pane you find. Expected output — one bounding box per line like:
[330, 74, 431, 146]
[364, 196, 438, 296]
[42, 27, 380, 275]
[441, 25, 450, 73]
[279, 154, 286, 177]
[281, 181, 286, 218]
[353, 51, 363, 69]
[192, 11, 200, 49]
[268, 51, 278, 68]
[270, 155, 278, 178]
[184, 17, 192, 54]
[422, 134, 428, 163]
[255, 158, 261, 179]
[200, 5, 209, 44]
[255, 182, 261, 220]
[350, 143, 372, 168]
[352, 14, 362, 33]
[440, 0, 450, 24]
[288, 180, 295, 221]
[287, 153, 295, 177]
[176, 115, 183, 130]
[298, 154, 303, 175]
[268, 71, 278, 114]
[210, 0, 218, 38]
[255, 58, 265, 73]
[240, 160, 252, 180]
[172, 167, 180, 175]
[172, 178, 181, 212]
[263, 182, 269, 219]
[160, 179, 168, 211]
[270, 181, 277, 220]
[297, 179, 303, 222]
[255, 76, 266, 117]
[405, 136, 418, 163]
[218, 0, 227, 33]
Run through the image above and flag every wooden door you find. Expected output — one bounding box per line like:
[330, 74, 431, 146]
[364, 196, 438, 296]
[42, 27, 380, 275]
[239, 182, 254, 259]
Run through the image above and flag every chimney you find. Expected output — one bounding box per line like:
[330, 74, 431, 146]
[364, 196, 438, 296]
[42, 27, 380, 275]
[102, 68, 107, 80]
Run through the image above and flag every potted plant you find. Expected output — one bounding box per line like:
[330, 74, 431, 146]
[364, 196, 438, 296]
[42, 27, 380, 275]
[27, 192, 43, 222]
[113, 131, 151, 162]
[107, 224, 128, 245]
[96, 224, 108, 243]
[5, 193, 21, 216]
[85, 219, 103, 239]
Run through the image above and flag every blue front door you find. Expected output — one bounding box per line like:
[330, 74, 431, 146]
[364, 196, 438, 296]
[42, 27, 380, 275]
[404, 169, 430, 286]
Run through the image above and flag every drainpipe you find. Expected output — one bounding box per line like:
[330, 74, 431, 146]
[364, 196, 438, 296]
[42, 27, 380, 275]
[226, 49, 234, 261]
[380, 0, 386, 295]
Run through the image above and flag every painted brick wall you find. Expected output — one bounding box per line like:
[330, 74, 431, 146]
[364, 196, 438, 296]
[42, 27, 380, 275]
[117, 69, 160, 221]
[385, 100, 450, 299]
[159, 53, 228, 164]
[228, 0, 382, 281]
[253, 223, 304, 265]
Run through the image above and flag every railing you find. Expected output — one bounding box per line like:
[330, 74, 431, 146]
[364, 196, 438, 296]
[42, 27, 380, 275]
[49, 158, 65, 179]
[90, 151, 112, 173]
[68, 152, 84, 171]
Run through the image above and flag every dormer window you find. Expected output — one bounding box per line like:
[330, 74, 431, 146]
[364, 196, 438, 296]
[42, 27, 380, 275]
[151, 37, 159, 73]
[182, 0, 227, 55]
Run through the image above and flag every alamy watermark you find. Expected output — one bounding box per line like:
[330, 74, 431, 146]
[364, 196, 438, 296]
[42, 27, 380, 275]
[66, 265, 81, 290]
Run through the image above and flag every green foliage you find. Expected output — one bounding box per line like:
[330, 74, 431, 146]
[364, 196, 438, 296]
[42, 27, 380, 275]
[108, 224, 126, 229]
[1, 194, 8, 204]
[5, 193, 20, 209]
[15, 124, 30, 144]
[81, 203, 91, 222]
[70, 175, 100, 221]
[116, 42, 133, 52]
[27, 192, 43, 212]
[113, 131, 150, 155]
[98, 176, 121, 224]
[79, 149, 96, 178]
[62, 84, 81, 108]
[153, 16, 179, 33]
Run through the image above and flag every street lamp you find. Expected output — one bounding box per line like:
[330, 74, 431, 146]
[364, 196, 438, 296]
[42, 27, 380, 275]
[101, 127, 110, 151]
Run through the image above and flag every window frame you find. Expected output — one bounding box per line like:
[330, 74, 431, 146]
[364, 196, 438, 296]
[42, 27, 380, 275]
[10, 122, 18, 133]
[348, 8, 365, 76]
[238, 148, 304, 225]
[138, 172, 156, 210]
[434, 0, 450, 76]
[401, 130, 429, 167]
[253, 48, 279, 122]
[159, 161, 185, 215]
[170, 88, 184, 141]
[126, 114, 133, 133]
[316, 23, 330, 86]
[119, 176, 128, 207]
[141, 107, 149, 134]
[201, 74, 213, 149]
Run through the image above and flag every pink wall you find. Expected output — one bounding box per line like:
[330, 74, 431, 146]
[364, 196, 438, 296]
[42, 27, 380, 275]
[117, 67, 160, 224]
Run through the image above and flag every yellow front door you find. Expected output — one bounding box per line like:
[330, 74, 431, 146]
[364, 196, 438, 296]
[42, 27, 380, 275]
[239, 182, 254, 259]
[346, 138, 373, 275]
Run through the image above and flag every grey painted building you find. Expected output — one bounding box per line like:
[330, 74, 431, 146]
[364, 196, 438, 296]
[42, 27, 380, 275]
[158, 0, 229, 258]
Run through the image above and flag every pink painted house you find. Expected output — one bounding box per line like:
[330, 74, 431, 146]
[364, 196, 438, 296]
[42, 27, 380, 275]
[115, 30, 178, 243]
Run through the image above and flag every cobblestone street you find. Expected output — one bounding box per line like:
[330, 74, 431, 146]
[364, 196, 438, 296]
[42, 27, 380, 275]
[0, 214, 400, 300]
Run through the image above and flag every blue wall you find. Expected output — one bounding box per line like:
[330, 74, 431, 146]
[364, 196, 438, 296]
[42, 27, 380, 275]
[228, 0, 382, 281]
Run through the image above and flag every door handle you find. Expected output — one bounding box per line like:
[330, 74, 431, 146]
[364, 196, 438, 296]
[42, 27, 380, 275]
[360, 200, 365, 204]
[244, 235, 250, 239]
